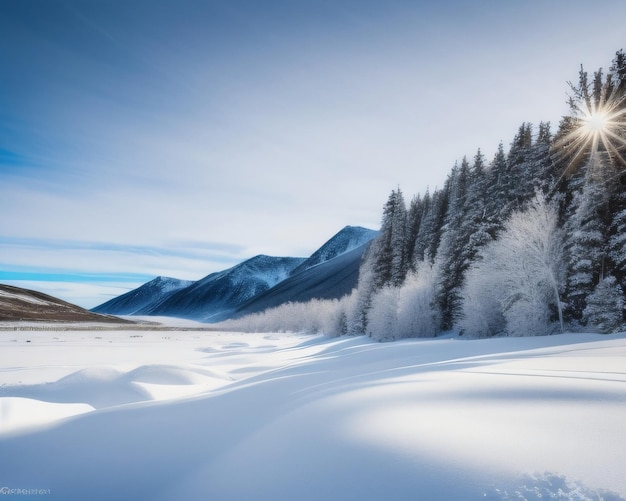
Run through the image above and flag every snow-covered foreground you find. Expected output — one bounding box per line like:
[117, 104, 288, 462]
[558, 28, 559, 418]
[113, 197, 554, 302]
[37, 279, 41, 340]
[1, 327, 626, 500]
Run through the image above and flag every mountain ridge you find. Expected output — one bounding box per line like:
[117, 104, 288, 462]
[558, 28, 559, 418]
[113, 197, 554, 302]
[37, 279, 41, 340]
[92, 276, 193, 316]
[91, 225, 378, 322]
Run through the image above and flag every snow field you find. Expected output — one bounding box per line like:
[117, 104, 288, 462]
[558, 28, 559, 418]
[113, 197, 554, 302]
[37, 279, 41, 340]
[0, 329, 625, 500]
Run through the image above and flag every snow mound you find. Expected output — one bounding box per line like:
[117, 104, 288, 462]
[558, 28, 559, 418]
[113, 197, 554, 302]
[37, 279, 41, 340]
[0, 364, 232, 411]
[0, 331, 625, 500]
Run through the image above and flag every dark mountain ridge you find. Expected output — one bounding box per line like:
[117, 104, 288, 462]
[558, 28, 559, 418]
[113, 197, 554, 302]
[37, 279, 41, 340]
[142, 255, 305, 321]
[92, 276, 193, 316]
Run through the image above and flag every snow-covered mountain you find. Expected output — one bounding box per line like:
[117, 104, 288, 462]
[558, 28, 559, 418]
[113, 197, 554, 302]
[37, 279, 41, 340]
[92, 277, 193, 316]
[224, 241, 372, 322]
[140, 255, 305, 321]
[0, 284, 133, 324]
[289, 226, 378, 276]
[91, 225, 378, 322]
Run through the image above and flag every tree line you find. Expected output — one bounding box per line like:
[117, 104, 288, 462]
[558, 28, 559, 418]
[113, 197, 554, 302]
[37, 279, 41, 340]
[220, 49, 626, 339]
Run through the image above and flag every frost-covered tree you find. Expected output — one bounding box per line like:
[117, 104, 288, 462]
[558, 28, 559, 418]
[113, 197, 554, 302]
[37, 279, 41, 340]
[458, 259, 505, 338]
[348, 245, 377, 335]
[459, 193, 565, 337]
[583, 275, 624, 333]
[500, 193, 565, 335]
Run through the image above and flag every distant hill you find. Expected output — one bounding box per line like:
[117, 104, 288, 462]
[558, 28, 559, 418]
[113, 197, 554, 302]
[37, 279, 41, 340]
[91, 225, 378, 322]
[0, 284, 133, 323]
[92, 276, 193, 316]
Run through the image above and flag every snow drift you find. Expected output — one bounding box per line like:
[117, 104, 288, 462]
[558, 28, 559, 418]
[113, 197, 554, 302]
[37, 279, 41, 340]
[1, 328, 625, 500]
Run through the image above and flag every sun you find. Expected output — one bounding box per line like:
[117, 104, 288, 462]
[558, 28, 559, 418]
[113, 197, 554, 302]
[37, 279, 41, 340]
[581, 110, 608, 133]
[554, 83, 626, 178]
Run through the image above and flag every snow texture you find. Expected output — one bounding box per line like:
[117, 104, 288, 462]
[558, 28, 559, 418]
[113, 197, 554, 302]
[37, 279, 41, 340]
[1, 328, 625, 500]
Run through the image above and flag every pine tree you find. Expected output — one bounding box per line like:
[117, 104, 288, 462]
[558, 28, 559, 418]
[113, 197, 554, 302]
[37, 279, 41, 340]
[435, 158, 471, 330]
[426, 182, 451, 261]
[405, 194, 425, 270]
[413, 187, 449, 265]
[349, 188, 407, 334]
[484, 142, 509, 237]
[505, 122, 546, 212]
[609, 177, 626, 289]
[610, 49, 626, 95]
[583, 275, 624, 333]
[464, 149, 493, 259]
[564, 178, 608, 322]
[372, 188, 408, 288]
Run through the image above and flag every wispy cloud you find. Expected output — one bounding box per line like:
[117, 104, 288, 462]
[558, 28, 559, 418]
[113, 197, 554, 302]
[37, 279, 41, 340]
[1, 0, 625, 307]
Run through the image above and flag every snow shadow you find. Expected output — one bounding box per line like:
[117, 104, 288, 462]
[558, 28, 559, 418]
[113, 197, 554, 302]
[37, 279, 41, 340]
[0, 364, 230, 408]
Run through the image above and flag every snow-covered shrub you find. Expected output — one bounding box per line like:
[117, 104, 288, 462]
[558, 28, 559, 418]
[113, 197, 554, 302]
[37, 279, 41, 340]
[216, 294, 360, 337]
[396, 262, 439, 338]
[366, 286, 399, 341]
[364, 260, 440, 341]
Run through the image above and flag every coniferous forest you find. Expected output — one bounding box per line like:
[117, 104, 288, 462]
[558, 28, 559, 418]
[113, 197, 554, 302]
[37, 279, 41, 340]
[222, 49, 626, 339]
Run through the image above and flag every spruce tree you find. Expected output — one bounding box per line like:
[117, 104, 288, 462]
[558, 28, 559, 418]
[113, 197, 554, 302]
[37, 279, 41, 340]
[583, 275, 624, 332]
[609, 178, 626, 290]
[435, 158, 471, 330]
[405, 194, 424, 270]
[372, 188, 408, 288]
[484, 142, 509, 237]
[564, 177, 608, 322]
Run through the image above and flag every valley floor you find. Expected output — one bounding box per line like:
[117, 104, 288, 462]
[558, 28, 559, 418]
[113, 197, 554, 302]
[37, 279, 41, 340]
[1, 324, 625, 500]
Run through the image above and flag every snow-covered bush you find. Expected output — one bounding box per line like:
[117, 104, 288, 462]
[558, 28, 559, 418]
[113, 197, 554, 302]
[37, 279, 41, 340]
[396, 262, 439, 338]
[365, 260, 440, 341]
[366, 286, 399, 341]
[216, 294, 358, 337]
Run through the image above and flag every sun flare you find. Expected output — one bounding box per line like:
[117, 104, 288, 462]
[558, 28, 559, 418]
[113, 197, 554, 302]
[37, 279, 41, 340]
[555, 85, 626, 178]
[581, 110, 608, 133]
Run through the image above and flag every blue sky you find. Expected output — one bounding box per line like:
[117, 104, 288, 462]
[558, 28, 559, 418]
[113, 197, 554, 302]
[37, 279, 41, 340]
[1, 0, 625, 308]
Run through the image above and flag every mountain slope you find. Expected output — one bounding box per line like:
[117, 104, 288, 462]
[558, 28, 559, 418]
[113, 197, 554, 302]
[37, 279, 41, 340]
[289, 226, 378, 276]
[142, 255, 305, 321]
[223, 241, 371, 321]
[0, 284, 133, 323]
[92, 277, 193, 316]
